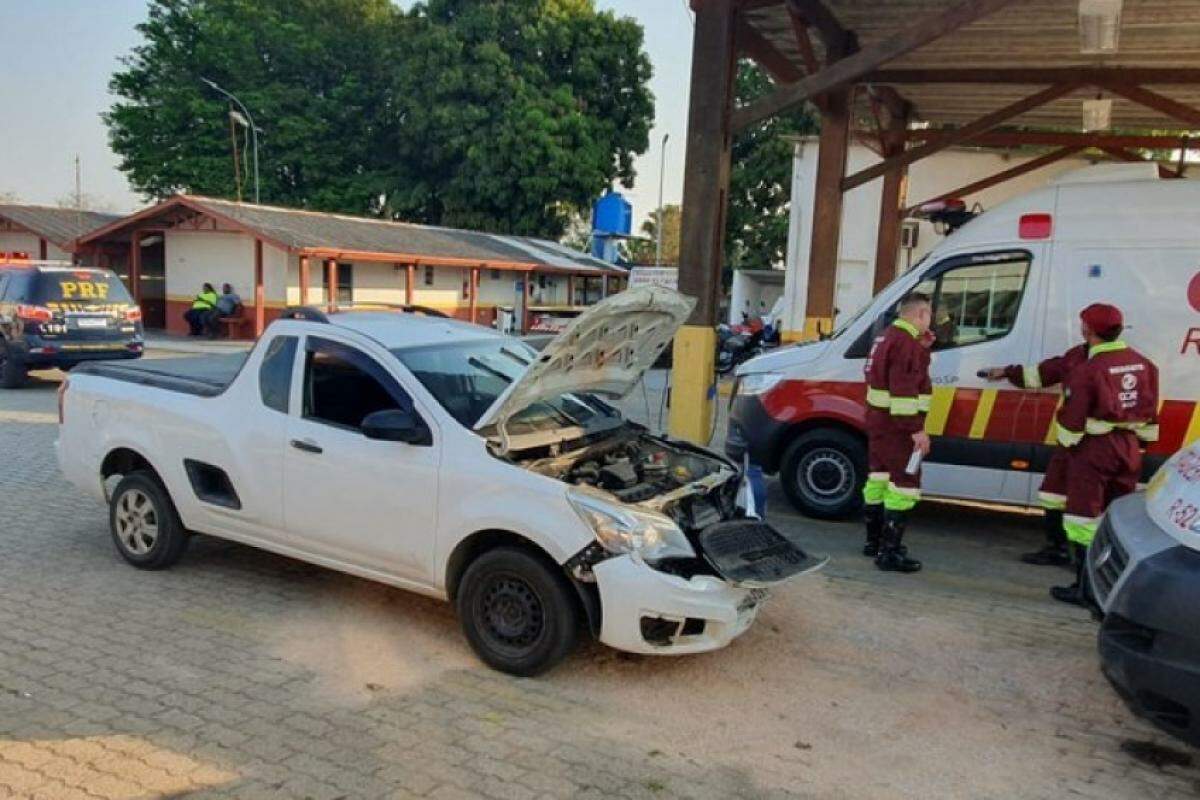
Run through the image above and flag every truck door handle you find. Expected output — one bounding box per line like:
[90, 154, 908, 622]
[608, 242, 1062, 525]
[290, 438, 323, 454]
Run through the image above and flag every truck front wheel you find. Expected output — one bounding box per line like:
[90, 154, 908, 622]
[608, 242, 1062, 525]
[457, 546, 579, 676]
[780, 428, 866, 520]
[108, 472, 189, 569]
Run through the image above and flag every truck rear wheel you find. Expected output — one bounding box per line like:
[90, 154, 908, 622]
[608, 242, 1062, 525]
[780, 428, 866, 520]
[108, 471, 189, 570]
[0, 343, 27, 389]
[457, 546, 579, 676]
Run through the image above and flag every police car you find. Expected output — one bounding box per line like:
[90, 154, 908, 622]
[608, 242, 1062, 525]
[0, 259, 143, 387]
[1090, 444, 1200, 747]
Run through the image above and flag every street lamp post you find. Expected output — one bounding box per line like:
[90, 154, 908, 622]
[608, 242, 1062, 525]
[655, 132, 669, 267]
[201, 77, 260, 203]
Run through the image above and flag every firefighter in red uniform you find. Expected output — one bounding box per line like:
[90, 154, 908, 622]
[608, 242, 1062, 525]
[862, 293, 932, 573]
[982, 343, 1089, 567]
[1050, 303, 1159, 606]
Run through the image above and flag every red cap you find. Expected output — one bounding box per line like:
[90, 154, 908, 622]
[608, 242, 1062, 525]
[1080, 303, 1123, 337]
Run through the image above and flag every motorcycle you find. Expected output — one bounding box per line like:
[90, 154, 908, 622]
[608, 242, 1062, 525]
[716, 313, 780, 375]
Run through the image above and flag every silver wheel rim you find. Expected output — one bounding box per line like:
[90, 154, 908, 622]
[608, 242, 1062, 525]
[799, 448, 854, 503]
[115, 489, 159, 555]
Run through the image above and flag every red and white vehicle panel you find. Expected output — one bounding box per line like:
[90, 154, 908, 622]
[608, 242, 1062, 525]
[727, 164, 1200, 518]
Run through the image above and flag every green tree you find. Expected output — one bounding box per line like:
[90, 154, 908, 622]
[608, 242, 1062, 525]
[725, 61, 819, 270]
[626, 204, 680, 265]
[386, 0, 654, 237]
[106, 0, 399, 211]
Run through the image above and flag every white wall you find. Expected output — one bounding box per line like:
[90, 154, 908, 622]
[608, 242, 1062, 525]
[164, 230, 287, 305]
[781, 138, 1094, 336]
[0, 232, 68, 261]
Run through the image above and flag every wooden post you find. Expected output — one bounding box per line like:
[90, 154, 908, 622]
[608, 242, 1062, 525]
[298, 254, 310, 305]
[469, 266, 479, 323]
[670, 0, 737, 444]
[129, 231, 142, 305]
[253, 238, 265, 337]
[873, 116, 908, 294]
[406, 263, 416, 305]
[38, 238, 47, 260]
[326, 258, 339, 312]
[804, 87, 852, 338]
[567, 275, 575, 307]
[521, 273, 531, 333]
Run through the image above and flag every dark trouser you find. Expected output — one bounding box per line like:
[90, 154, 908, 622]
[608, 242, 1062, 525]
[184, 308, 211, 335]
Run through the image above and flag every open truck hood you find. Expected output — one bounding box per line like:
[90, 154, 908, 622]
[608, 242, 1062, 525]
[475, 286, 695, 444]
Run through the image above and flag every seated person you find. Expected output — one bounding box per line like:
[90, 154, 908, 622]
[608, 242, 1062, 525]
[207, 283, 243, 336]
[184, 283, 218, 336]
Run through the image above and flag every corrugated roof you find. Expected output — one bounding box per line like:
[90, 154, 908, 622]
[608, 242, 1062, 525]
[81, 195, 623, 276]
[0, 205, 122, 249]
[745, 0, 1200, 130]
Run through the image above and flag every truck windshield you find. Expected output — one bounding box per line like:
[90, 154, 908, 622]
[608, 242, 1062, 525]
[393, 340, 620, 432]
[33, 269, 133, 311]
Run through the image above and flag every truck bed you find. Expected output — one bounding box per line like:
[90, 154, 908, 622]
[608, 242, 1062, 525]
[71, 354, 247, 397]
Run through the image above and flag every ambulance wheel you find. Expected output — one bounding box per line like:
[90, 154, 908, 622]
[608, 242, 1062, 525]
[780, 428, 866, 520]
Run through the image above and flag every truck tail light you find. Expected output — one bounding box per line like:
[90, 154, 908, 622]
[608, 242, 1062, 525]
[15, 304, 54, 323]
[1019, 213, 1053, 239]
[57, 378, 69, 425]
[123, 306, 143, 322]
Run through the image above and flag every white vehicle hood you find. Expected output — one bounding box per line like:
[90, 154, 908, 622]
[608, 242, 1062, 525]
[475, 285, 695, 439]
[1145, 444, 1200, 552]
[736, 338, 831, 375]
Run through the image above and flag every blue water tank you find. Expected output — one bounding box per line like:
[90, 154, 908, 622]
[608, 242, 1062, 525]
[592, 190, 632, 236]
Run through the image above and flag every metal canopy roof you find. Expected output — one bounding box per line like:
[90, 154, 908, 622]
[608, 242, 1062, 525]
[79, 195, 624, 276]
[0, 205, 122, 249]
[743, 0, 1200, 130]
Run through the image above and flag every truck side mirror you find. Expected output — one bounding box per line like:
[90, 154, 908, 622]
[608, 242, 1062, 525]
[362, 409, 432, 446]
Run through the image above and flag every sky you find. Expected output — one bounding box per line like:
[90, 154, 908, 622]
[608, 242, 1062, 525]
[0, 1, 695, 229]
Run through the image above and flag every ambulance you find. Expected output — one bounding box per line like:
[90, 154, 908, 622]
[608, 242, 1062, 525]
[725, 163, 1200, 518]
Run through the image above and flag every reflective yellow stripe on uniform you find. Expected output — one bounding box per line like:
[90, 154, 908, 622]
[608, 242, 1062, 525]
[1022, 364, 1042, 389]
[890, 396, 920, 416]
[917, 394, 931, 413]
[884, 482, 921, 512]
[1037, 491, 1067, 511]
[866, 387, 891, 409]
[1064, 514, 1100, 547]
[1085, 418, 1157, 440]
[1055, 421, 1084, 447]
[863, 472, 889, 506]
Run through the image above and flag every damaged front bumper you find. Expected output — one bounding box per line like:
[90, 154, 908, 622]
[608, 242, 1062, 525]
[590, 520, 826, 655]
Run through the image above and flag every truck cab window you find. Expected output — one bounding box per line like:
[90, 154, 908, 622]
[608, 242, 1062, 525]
[912, 253, 1031, 351]
[303, 337, 412, 431]
[259, 335, 298, 413]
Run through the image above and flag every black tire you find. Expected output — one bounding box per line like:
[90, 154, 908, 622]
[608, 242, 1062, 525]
[780, 427, 867, 520]
[0, 342, 27, 389]
[108, 471, 189, 570]
[456, 546, 579, 676]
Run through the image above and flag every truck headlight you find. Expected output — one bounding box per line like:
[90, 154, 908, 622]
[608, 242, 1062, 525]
[736, 372, 784, 396]
[567, 489, 696, 562]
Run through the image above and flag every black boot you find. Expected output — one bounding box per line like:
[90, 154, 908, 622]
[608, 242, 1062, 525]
[1050, 544, 1087, 606]
[875, 510, 922, 573]
[862, 504, 884, 557]
[1021, 509, 1071, 567]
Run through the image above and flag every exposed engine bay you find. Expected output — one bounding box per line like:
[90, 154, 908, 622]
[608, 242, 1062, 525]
[518, 430, 740, 532]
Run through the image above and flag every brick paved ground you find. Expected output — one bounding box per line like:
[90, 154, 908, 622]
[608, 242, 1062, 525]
[1, 367, 1198, 799]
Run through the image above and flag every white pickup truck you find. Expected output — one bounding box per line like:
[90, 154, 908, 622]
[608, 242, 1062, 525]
[56, 287, 823, 675]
